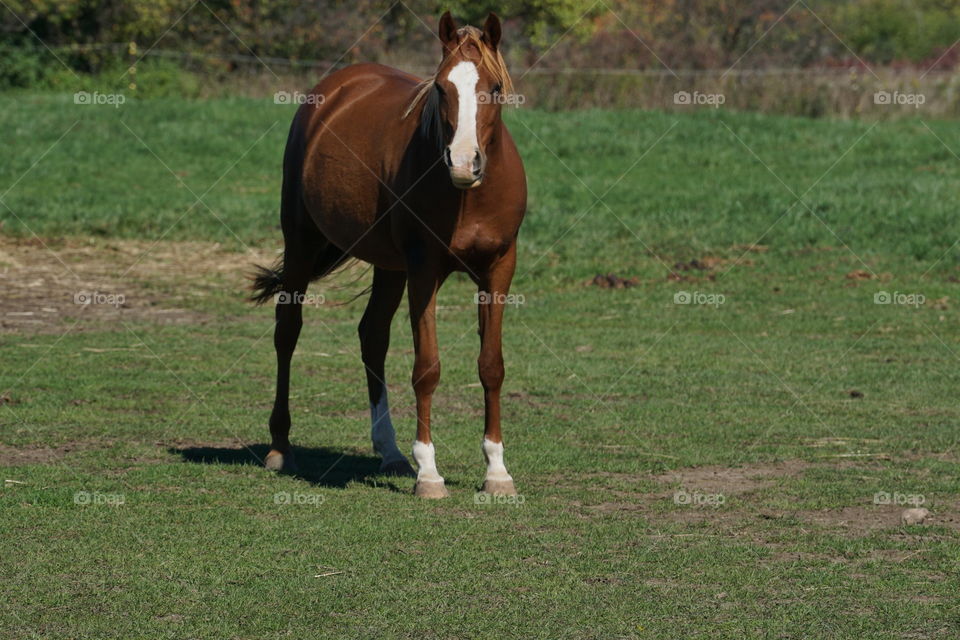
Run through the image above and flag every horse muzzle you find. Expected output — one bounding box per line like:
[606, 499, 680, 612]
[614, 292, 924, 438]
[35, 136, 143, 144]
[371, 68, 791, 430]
[445, 146, 485, 189]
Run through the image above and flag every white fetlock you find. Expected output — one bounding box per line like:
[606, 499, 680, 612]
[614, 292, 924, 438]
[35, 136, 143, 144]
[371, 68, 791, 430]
[412, 441, 449, 498]
[481, 438, 516, 495]
[370, 392, 415, 476]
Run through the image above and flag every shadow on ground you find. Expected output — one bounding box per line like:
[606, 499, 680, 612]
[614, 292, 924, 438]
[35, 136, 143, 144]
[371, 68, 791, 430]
[171, 444, 414, 491]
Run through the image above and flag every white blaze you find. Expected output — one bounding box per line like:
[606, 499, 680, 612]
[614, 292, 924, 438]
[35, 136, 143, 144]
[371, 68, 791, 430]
[446, 61, 479, 170]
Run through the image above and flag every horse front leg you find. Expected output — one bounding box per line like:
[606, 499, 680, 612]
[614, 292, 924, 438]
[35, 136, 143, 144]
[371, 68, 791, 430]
[477, 244, 518, 496]
[359, 267, 415, 476]
[407, 262, 449, 498]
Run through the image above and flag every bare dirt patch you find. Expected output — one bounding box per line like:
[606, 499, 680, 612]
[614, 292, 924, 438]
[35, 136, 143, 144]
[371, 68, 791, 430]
[666, 254, 756, 282]
[0, 441, 95, 466]
[557, 461, 816, 525]
[799, 504, 960, 535]
[558, 460, 960, 538]
[0, 235, 277, 333]
[653, 459, 813, 496]
[585, 273, 639, 289]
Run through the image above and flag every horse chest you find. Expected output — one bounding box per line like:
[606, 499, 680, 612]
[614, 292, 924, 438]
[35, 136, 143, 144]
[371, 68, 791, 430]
[448, 223, 511, 263]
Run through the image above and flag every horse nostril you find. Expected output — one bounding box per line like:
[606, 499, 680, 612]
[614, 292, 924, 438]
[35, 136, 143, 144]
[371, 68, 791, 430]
[472, 151, 482, 175]
[444, 147, 452, 167]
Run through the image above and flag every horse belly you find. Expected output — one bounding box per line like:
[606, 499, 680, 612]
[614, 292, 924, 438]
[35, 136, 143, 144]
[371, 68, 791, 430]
[301, 154, 405, 269]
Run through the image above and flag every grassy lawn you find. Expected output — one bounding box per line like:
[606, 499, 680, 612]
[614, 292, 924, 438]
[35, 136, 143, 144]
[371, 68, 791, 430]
[1, 94, 959, 638]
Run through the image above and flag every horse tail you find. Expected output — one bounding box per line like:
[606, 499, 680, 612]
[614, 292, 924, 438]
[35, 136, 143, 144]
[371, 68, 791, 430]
[249, 259, 285, 305]
[249, 243, 351, 306]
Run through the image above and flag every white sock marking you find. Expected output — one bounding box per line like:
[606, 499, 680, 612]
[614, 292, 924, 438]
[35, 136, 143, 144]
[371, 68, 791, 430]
[447, 61, 479, 170]
[412, 440, 443, 483]
[482, 438, 512, 482]
[370, 391, 404, 464]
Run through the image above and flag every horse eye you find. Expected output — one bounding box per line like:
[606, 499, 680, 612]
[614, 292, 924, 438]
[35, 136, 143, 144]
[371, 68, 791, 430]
[492, 83, 502, 94]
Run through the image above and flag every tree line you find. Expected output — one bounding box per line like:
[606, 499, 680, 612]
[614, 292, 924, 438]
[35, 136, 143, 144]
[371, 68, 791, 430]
[3, 0, 960, 87]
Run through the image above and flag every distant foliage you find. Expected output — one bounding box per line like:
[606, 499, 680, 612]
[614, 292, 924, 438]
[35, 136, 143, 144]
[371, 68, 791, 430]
[2, 0, 960, 90]
[832, 0, 960, 65]
[444, 0, 603, 47]
[580, 0, 960, 70]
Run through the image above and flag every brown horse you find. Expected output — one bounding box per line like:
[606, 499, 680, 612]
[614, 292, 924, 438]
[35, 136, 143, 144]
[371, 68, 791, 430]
[251, 12, 526, 498]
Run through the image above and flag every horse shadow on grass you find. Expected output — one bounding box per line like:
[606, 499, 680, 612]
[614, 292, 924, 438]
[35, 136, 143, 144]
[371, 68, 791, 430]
[171, 444, 424, 492]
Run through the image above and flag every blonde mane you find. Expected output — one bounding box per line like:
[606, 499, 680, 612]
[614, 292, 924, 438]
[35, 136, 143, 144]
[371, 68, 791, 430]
[402, 26, 514, 121]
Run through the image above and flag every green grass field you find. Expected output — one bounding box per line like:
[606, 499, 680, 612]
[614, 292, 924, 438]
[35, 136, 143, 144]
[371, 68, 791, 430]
[2, 94, 960, 638]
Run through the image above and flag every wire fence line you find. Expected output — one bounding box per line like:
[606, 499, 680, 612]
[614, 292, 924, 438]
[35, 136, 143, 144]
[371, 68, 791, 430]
[31, 42, 960, 117]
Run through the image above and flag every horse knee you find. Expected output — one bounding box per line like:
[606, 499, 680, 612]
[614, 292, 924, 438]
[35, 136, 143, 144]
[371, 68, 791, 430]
[412, 358, 441, 396]
[358, 319, 389, 369]
[478, 354, 504, 391]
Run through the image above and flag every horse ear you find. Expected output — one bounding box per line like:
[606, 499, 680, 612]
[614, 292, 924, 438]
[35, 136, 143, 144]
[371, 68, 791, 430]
[483, 12, 502, 50]
[438, 11, 458, 50]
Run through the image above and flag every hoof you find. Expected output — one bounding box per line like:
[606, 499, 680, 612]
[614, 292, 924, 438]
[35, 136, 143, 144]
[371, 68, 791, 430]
[481, 477, 517, 496]
[265, 449, 297, 473]
[413, 479, 449, 499]
[380, 458, 416, 478]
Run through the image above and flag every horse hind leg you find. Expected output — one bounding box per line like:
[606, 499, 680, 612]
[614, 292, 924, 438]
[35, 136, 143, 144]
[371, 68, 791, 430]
[260, 243, 312, 472]
[359, 268, 416, 477]
[255, 234, 347, 473]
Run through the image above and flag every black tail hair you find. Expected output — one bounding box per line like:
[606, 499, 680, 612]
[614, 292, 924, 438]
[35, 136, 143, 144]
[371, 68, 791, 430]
[249, 259, 285, 306]
[249, 244, 355, 306]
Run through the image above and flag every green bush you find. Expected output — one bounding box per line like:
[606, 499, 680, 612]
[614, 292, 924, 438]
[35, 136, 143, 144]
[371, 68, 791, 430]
[833, 0, 960, 63]
[129, 59, 203, 99]
[0, 42, 52, 89]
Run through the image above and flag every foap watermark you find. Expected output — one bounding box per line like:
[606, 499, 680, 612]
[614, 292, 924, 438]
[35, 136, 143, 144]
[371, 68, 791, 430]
[874, 491, 925, 507]
[74, 290, 125, 307]
[274, 90, 325, 106]
[674, 90, 725, 108]
[673, 489, 725, 507]
[74, 91, 126, 108]
[874, 90, 925, 108]
[674, 290, 725, 307]
[874, 291, 925, 308]
[474, 492, 525, 506]
[275, 291, 326, 306]
[273, 491, 326, 506]
[477, 91, 526, 106]
[74, 491, 125, 506]
[474, 291, 525, 307]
